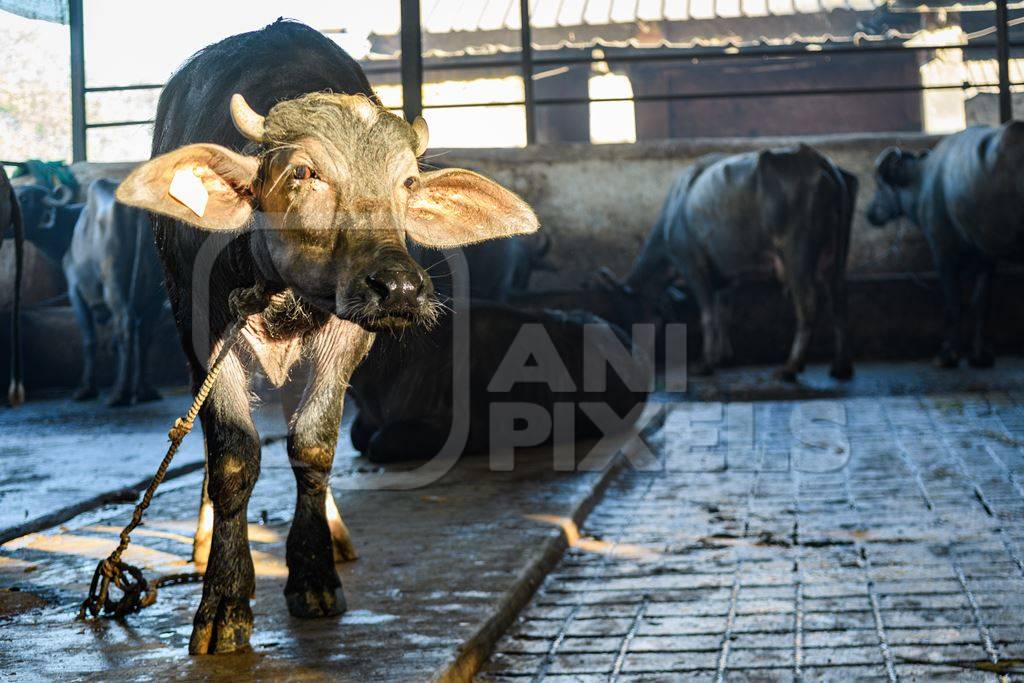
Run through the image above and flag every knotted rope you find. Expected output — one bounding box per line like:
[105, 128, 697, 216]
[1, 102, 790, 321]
[78, 285, 268, 621]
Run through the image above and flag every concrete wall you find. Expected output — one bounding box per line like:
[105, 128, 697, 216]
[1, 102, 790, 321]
[49, 132, 1021, 383]
[73, 132, 947, 291]
[432, 132, 950, 289]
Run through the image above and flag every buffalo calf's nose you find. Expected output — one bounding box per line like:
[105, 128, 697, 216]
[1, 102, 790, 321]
[365, 270, 424, 308]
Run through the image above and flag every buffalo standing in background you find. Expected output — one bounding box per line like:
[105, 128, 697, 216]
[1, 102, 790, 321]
[867, 122, 1024, 367]
[613, 144, 857, 381]
[1, 167, 25, 406]
[11, 182, 82, 264]
[64, 179, 166, 405]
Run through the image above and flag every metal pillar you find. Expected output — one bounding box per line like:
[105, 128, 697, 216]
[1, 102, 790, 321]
[995, 0, 1013, 123]
[69, 0, 87, 161]
[400, 0, 423, 122]
[519, 0, 536, 144]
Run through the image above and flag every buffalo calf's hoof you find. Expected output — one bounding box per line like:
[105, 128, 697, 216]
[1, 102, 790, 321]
[933, 348, 960, 369]
[106, 393, 133, 408]
[135, 385, 163, 403]
[830, 363, 854, 381]
[285, 584, 346, 618]
[775, 367, 799, 383]
[189, 594, 253, 655]
[968, 350, 995, 368]
[689, 361, 713, 377]
[72, 385, 98, 402]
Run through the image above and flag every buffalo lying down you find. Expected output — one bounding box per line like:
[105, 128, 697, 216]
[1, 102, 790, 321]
[114, 20, 537, 654]
[868, 122, 1024, 367]
[64, 179, 165, 405]
[618, 144, 857, 381]
[348, 304, 650, 463]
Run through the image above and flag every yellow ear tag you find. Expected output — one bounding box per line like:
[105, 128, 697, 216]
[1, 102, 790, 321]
[169, 167, 209, 218]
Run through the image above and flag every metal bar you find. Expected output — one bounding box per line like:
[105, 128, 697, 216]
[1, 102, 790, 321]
[74, 38, 1024, 100]
[79, 78, 1024, 131]
[85, 119, 156, 129]
[409, 39, 1024, 74]
[69, 0, 86, 162]
[400, 0, 424, 122]
[996, 0, 1013, 121]
[419, 79, 1020, 110]
[519, 0, 536, 144]
[535, 39, 1021, 66]
[85, 83, 164, 93]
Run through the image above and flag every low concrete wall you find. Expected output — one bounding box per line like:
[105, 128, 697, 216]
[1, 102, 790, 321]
[73, 132, 945, 289]
[435, 133, 948, 288]
[45, 132, 1019, 386]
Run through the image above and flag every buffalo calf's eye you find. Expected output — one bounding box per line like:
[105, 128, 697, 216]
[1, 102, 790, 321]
[404, 176, 417, 190]
[293, 165, 316, 180]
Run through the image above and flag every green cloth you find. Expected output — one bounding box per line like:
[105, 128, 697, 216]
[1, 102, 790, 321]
[11, 159, 79, 192]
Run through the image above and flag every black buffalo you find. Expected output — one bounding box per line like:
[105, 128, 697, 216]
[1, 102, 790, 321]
[12, 183, 82, 264]
[1, 167, 24, 406]
[64, 179, 165, 405]
[349, 237, 645, 465]
[614, 144, 857, 381]
[349, 304, 650, 463]
[867, 122, 1024, 367]
[114, 20, 537, 654]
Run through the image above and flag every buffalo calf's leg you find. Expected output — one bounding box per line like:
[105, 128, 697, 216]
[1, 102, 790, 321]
[826, 274, 853, 380]
[712, 290, 734, 366]
[68, 283, 98, 401]
[189, 352, 260, 655]
[935, 259, 962, 368]
[286, 393, 346, 617]
[282, 374, 358, 565]
[133, 312, 163, 402]
[969, 262, 995, 368]
[192, 460, 214, 567]
[325, 486, 358, 562]
[779, 277, 817, 383]
[107, 314, 137, 407]
[285, 320, 373, 618]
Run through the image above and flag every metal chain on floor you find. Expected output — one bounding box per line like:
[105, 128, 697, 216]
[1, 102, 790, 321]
[77, 284, 268, 621]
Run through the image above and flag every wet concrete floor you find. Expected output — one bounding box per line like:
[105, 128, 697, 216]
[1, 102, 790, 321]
[2, 359, 1024, 680]
[483, 375, 1024, 680]
[0, 393, 615, 681]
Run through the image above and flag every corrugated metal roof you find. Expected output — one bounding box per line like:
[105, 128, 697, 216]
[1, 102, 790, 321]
[398, 0, 881, 34]
[362, 0, 897, 58]
[963, 58, 1024, 89]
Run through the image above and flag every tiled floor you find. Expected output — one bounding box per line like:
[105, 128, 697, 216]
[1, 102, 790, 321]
[481, 392, 1024, 681]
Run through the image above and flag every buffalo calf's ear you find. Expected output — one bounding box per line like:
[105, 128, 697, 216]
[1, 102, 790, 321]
[405, 168, 539, 248]
[116, 143, 259, 230]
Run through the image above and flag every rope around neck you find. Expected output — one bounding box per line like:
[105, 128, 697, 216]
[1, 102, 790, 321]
[78, 284, 268, 621]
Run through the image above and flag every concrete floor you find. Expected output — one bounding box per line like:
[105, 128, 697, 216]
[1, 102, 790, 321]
[1, 360, 1024, 681]
[0, 394, 617, 681]
[481, 387, 1024, 680]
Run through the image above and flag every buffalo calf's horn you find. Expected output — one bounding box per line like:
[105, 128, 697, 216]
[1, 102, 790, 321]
[230, 93, 265, 142]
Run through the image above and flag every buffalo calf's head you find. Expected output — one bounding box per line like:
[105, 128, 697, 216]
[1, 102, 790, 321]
[867, 147, 924, 227]
[117, 92, 539, 331]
